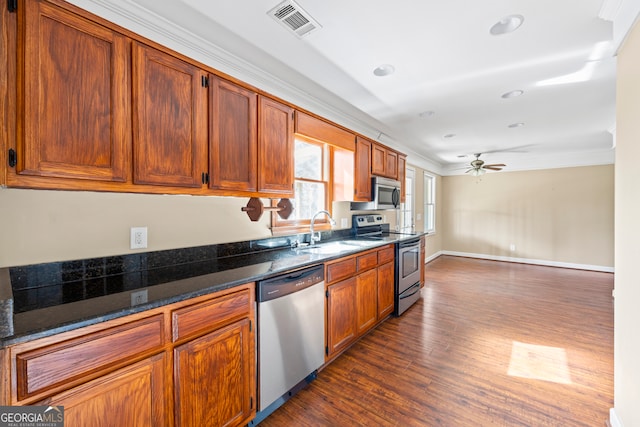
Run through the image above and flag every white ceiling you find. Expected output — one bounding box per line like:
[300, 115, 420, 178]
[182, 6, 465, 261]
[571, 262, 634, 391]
[74, 0, 631, 175]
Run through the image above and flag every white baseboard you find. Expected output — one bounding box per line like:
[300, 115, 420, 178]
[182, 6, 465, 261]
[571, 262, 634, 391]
[610, 408, 624, 427]
[439, 250, 614, 273]
[424, 251, 443, 264]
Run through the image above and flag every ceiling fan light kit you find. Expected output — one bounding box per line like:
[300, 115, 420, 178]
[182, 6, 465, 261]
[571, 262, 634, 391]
[465, 153, 506, 176]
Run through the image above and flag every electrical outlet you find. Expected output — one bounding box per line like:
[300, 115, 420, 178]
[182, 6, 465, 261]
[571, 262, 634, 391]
[509, 243, 516, 252]
[131, 289, 148, 306]
[341, 218, 348, 228]
[130, 227, 148, 249]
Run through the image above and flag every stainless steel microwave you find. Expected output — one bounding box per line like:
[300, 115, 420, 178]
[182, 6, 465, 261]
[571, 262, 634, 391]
[350, 177, 401, 210]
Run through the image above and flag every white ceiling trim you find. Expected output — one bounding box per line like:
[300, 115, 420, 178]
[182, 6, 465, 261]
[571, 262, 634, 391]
[600, 0, 640, 50]
[441, 149, 615, 176]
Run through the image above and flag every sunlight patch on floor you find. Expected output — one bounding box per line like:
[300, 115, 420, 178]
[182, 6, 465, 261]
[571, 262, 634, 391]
[507, 341, 572, 384]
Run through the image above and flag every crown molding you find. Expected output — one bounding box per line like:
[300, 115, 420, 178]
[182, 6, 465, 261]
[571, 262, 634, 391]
[599, 0, 640, 51]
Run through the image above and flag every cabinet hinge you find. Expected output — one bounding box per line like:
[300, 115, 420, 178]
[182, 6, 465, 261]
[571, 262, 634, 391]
[249, 320, 252, 332]
[325, 290, 329, 298]
[8, 149, 17, 168]
[201, 172, 209, 185]
[325, 346, 329, 356]
[250, 396, 253, 409]
[7, 0, 17, 13]
[201, 75, 209, 88]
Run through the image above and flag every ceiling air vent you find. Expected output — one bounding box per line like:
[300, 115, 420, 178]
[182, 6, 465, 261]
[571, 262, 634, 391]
[267, 0, 322, 38]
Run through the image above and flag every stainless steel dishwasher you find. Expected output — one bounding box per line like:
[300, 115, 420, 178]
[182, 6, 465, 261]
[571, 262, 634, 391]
[252, 264, 325, 425]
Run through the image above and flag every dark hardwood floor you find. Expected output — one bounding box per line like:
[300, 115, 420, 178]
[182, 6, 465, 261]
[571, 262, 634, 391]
[259, 255, 614, 426]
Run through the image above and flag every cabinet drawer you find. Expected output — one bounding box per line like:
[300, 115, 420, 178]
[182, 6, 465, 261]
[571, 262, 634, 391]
[378, 246, 395, 264]
[15, 314, 165, 401]
[326, 258, 357, 284]
[356, 252, 378, 272]
[172, 288, 251, 342]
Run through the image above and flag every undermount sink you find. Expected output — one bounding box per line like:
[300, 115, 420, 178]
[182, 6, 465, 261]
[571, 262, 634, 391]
[297, 240, 378, 255]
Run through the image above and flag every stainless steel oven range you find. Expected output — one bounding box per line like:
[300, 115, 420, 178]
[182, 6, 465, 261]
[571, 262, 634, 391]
[351, 214, 422, 315]
[395, 237, 422, 315]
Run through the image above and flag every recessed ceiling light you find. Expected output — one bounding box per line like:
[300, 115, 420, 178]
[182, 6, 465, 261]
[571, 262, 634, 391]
[373, 64, 395, 77]
[501, 90, 524, 99]
[419, 110, 435, 118]
[508, 122, 525, 128]
[443, 133, 456, 139]
[490, 14, 524, 35]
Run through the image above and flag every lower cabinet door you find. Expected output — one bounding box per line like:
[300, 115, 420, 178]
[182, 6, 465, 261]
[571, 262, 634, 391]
[36, 353, 168, 427]
[377, 261, 395, 319]
[174, 318, 255, 427]
[356, 269, 377, 334]
[326, 277, 358, 359]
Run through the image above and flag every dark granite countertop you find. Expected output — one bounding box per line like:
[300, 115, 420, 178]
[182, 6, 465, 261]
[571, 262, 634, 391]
[0, 232, 424, 347]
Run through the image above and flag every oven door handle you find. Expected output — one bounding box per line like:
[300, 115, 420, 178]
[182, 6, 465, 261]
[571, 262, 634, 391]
[399, 283, 421, 299]
[398, 239, 420, 249]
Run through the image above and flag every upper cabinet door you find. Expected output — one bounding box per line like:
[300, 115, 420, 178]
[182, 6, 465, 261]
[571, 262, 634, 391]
[354, 137, 372, 201]
[371, 142, 398, 179]
[371, 144, 386, 177]
[386, 150, 398, 179]
[209, 76, 258, 193]
[17, 1, 129, 181]
[132, 42, 207, 187]
[257, 96, 294, 196]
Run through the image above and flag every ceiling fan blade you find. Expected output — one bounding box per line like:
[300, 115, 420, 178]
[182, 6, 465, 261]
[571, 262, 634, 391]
[484, 166, 503, 171]
[483, 163, 506, 168]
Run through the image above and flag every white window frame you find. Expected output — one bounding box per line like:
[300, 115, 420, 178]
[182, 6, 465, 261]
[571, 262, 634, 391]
[401, 167, 415, 232]
[424, 172, 436, 233]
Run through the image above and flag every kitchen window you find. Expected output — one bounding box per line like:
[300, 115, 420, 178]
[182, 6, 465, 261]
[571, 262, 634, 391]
[424, 172, 436, 233]
[272, 138, 330, 231]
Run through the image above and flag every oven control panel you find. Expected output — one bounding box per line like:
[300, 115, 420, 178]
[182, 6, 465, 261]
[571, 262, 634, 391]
[352, 214, 384, 227]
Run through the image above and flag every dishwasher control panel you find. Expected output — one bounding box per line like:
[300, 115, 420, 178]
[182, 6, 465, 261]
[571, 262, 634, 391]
[257, 265, 324, 302]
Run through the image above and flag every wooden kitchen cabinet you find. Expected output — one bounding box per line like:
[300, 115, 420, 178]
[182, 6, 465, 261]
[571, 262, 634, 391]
[209, 75, 258, 193]
[325, 244, 396, 361]
[372, 143, 398, 179]
[36, 353, 169, 427]
[132, 42, 207, 188]
[326, 277, 358, 358]
[354, 137, 373, 201]
[257, 96, 294, 196]
[172, 286, 255, 427]
[356, 269, 377, 335]
[174, 319, 254, 427]
[420, 236, 426, 288]
[14, 0, 129, 182]
[377, 247, 395, 318]
[2, 284, 256, 427]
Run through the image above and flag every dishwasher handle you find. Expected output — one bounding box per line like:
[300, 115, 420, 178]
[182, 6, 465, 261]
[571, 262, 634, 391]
[258, 265, 324, 302]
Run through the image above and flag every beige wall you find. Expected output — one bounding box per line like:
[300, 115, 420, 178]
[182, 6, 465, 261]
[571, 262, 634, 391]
[441, 165, 614, 269]
[614, 17, 640, 427]
[0, 188, 274, 267]
[407, 165, 443, 260]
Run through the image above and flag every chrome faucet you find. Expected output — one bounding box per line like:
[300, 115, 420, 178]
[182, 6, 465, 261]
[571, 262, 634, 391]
[309, 210, 336, 245]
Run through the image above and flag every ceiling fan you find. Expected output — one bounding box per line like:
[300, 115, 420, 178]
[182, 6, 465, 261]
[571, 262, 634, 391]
[466, 153, 505, 176]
